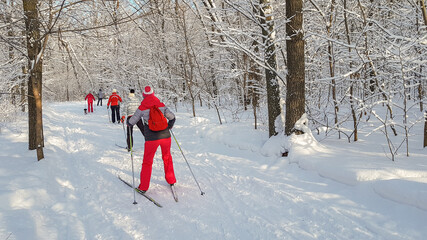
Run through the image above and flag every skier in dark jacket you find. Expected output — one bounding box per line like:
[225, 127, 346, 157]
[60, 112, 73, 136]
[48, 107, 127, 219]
[97, 89, 104, 106]
[127, 86, 176, 192]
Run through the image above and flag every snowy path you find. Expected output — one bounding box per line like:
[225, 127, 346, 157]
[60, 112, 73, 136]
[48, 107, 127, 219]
[0, 102, 426, 240]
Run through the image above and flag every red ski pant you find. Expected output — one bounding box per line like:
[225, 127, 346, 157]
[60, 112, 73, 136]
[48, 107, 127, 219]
[87, 101, 93, 112]
[139, 137, 176, 191]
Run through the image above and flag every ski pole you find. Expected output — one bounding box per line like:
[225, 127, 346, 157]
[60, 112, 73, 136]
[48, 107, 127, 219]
[170, 129, 205, 196]
[123, 119, 137, 204]
[121, 117, 127, 141]
[129, 125, 137, 205]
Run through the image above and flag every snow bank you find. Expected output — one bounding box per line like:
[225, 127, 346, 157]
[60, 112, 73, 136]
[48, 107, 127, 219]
[274, 115, 427, 212]
[373, 178, 427, 211]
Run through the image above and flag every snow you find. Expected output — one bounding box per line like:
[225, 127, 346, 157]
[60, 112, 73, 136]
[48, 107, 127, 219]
[1, 101, 427, 240]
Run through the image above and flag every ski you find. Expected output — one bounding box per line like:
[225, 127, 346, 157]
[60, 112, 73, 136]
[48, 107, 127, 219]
[170, 184, 179, 202]
[118, 176, 163, 208]
[115, 143, 127, 149]
[115, 143, 141, 152]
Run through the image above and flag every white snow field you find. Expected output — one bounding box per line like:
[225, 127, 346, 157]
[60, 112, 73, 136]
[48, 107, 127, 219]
[0, 101, 426, 240]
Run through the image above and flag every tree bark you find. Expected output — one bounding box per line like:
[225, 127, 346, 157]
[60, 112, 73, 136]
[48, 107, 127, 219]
[23, 0, 44, 160]
[285, 0, 305, 136]
[420, 0, 427, 25]
[424, 112, 427, 148]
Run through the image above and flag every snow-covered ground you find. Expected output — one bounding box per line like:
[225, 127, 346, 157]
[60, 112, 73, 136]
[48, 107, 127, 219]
[0, 101, 426, 240]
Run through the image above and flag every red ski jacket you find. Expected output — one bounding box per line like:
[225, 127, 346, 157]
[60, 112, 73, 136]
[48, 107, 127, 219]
[85, 93, 95, 103]
[107, 93, 122, 106]
[128, 95, 175, 141]
[138, 95, 165, 111]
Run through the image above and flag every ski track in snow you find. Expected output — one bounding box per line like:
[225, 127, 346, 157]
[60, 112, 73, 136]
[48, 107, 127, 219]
[0, 101, 426, 240]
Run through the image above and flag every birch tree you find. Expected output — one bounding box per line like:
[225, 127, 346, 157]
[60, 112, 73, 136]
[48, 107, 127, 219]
[259, 0, 281, 137]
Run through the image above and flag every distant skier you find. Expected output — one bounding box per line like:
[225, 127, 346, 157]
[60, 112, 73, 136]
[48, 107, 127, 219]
[107, 89, 122, 123]
[97, 89, 104, 106]
[125, 89, 144, 151]
[85, 92, 96, 113]
[127, 86, 176, 192]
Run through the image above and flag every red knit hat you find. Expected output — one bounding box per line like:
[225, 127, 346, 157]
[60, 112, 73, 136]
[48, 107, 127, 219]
[143, 86, 154, 98]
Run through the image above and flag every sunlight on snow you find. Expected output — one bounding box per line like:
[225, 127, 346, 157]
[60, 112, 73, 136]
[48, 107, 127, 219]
[55, 178, 75, 191]
[10, 189, 50, 210]
[190, 117, 210, 125]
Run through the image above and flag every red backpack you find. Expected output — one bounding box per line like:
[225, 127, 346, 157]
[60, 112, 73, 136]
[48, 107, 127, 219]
[148, 105, 168, 131]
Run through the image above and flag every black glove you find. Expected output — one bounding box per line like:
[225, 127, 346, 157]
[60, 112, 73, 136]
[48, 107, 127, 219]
[168, 118, 176, 130]
[107, 106, 109, 109]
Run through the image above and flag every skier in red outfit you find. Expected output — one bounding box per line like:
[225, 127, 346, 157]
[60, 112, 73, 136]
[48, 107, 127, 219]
[107, 89, 123, 123]
[85, 92, 96, 113]
[127, 86, 176, 192]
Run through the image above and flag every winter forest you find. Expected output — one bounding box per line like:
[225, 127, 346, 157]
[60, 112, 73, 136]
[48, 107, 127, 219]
[0, 0, 426, 160]
[1, 0, 427, 161]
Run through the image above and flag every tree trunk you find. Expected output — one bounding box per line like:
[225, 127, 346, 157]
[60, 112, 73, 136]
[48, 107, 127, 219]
[327, 0, 339, 136]
[344, 0, 358, 142]
[419, 77, 424, 112]
[424, 112, 427, 148]
[285, 0, 305, 136]
[419, 1, 426, 112]
[420, 0, 427, 25]
[260, 0, 281, 137]
[21, 67, 27, 112]
[23, 0, 44, 160]
[249, 48, 261, 130]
